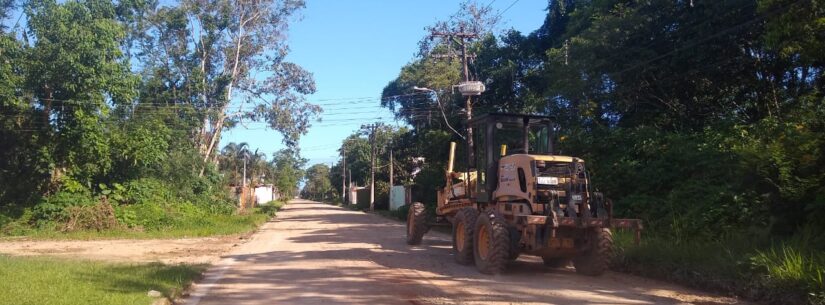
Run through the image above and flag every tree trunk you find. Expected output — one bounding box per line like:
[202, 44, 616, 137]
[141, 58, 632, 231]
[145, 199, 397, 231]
[199, 10, 248, 176]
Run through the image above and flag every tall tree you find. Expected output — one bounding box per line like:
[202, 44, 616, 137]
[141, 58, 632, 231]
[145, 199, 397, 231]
[269, 148, 305, 198]
[138, 0, 321, 174]
[25, 0, 138, 187]
[302, 163, 332, 200]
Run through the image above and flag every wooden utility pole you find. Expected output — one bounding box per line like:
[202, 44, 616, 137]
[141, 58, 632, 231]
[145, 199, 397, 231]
[429, 25, 478, 165]
[389, 148, 394, 187]
[341, 150, 346, 204]
[370, 125, 375, 211]
[362, 123, 380, 211]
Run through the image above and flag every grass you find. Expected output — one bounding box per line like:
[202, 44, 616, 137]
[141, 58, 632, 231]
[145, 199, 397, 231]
[1, 201, 285, 241]
[0, 255, 206, 305]
[612, 231, 825, 305]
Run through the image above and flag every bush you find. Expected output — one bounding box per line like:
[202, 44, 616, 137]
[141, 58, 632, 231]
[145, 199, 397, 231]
[62, 202, 120, 232]
[394, 203, 410, 221]
[32, 190, 97, 223]
[118, 201, 173, 230]
[613, 232, 825, 305]
[258, 200, 285, 216]
[373, 181, 390, 210]
[122, 178, 172, 205]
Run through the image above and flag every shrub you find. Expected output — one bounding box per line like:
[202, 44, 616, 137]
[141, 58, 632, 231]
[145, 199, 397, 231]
[394, 203, 410, 221]
[750, 239, 825, 305]
[61, 202, 120, 232]
[613, 232, 825, 305]
[121, 201, 174, 230]
[123, 178, 172, 205]
[259, 200, 285, 216]
[33, 190, 96, 223]
[113, 205, 138, 228]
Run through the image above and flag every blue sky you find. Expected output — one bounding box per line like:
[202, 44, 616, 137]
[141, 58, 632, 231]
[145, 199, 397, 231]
[220, 0, 549, 167]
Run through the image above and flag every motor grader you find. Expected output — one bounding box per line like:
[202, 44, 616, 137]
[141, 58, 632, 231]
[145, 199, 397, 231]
[405, 113, 642, 275]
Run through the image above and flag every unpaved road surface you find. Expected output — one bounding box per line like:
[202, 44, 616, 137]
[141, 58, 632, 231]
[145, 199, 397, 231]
[185, 199, 745, 305]
[0, 235, 243, 265]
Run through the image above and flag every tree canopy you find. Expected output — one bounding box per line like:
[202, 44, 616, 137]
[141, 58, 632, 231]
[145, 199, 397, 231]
[0, 0, 314, 214]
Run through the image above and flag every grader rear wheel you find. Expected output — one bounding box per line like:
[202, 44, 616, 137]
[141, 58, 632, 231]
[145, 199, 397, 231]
[452, 208, 478, 265]
[406, 202, 427, 245]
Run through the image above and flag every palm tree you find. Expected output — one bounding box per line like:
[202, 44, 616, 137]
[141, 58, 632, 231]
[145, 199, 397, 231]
[220, 142, 250, 186]
[246, 149, 267, 186]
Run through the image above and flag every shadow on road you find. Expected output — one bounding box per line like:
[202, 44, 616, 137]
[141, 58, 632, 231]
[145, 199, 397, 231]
[197, 200, 735, 305]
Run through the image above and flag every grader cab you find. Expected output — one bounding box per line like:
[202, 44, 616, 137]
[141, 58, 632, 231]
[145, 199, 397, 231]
[406, 113, 642, 275]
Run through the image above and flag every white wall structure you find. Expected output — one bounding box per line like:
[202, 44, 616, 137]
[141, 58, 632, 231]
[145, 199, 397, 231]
[254, 185, 277, 204]
[389, 185, 407, 211]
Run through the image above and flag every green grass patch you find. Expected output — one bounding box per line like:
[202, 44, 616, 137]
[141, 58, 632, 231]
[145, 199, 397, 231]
[612, 231, 825, 305]
[0, 255, 206, 305]
[1, 200, 286, 241]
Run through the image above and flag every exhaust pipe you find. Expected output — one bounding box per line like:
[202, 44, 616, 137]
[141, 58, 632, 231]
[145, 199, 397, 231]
[447, 142, 456, 173]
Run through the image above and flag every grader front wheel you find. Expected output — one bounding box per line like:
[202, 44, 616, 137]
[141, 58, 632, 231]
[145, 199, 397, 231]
[406, 202, 428, 245]
[473, 210, 510, 274]
[573, 228, 613, 276]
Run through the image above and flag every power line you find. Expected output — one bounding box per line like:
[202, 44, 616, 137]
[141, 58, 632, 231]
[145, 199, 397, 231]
[493, 0, 520, 20]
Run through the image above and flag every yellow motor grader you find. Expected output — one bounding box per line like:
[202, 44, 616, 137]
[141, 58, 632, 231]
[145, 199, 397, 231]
[406, 113, 642, 275]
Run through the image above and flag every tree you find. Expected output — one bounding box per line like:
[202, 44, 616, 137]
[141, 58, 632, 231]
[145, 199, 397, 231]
[302, 163, 332, 200]
[137, 0, 321, 174]
[163, 0, 320, 166]
[219, 142, 250, 186]
[382, 0, 501, 130]
[23, 0, 138, 188]
[269, 148, 305, 199]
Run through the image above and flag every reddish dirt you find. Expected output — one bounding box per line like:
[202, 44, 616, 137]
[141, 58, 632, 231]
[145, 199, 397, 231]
[0, 235, 245, 265]
[183, 199, 748, 305]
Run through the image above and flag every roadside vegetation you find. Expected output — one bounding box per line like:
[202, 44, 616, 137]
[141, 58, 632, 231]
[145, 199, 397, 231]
[0, 0, 308, 240]
[614, 232, 825, 305]
[0, 255, 206, 305]
[2, 200, 285, 240]
[299, 1, 825, 304]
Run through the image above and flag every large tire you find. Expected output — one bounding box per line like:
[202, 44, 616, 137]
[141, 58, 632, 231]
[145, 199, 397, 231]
[452, 208, 478, 265]
[542, 257, 571, 268]
[572, 228, 613, 276]
[508, 227, 521, 261]
[473, 209, 510, 274]
[406, 202, 427, 245]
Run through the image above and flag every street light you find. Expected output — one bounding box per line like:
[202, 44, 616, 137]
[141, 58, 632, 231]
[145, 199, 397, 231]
[413, 86, 465, 140]
[457, 81, 486, 96]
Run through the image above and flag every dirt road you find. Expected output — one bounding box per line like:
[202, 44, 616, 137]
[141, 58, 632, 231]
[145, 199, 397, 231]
[185, 199, 744, 305]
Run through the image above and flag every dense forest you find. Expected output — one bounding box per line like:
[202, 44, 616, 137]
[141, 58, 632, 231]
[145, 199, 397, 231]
[0, 0, 310, 234]
[316, 1, 825, 304]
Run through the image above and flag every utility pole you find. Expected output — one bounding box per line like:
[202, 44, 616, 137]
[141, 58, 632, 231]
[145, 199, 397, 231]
[241, 153, 248, 209]
[389, 148, 393, 187]
[328, 162, 333, 201]
[242, 157, 247, 189]
[341, 150, 346, 205]
[362, 122, 380, 211]
[429, 25, 479, 166]
[370, 124, 375, 212]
